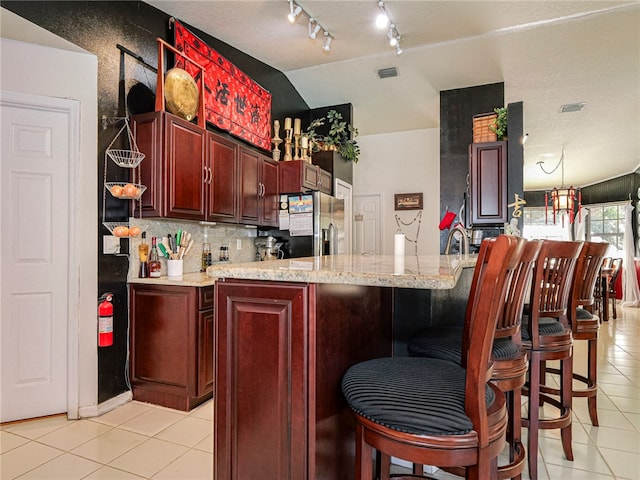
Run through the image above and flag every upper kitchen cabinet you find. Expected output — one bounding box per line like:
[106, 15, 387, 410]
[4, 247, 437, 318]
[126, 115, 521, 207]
[133, 111, 278, 227]
[207, 131, 239, 223]
[279, 160, 331, 195]
[131, 111, 207, 220]
[239, 147, 279, 226]
[468, 141, 508, 225]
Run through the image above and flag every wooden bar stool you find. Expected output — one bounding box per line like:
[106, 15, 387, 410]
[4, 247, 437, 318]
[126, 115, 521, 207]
[553, 241, 608, 427]
[521, 240, 582, 480]
[408, 239, 542, 480]
[341, 235, 526, 480]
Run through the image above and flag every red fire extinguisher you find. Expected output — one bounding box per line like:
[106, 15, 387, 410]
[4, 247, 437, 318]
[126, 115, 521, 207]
[98, 293, 114, 347]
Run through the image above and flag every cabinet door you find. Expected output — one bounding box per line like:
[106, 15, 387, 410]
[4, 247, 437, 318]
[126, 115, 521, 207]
[197, 308, 214, 397]
[239, 147, 260, 224]
[260, 156, 279, 227]
[215, 280, 308, 480]
[131, 112, 163, 217]
[165, 115, 207, 220]
[207, 132, 239, 223]
[130, 285, 197, 395]
[469, 141, 507, 225]
[302, 162, 320, 190]
[317, 167, 332, 195]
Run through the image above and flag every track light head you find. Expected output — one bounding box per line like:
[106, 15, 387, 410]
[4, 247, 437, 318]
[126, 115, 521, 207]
[288, 3, 302, 23]
[308, 19, 321, 39]
[376, 1, 390, 29]
[322, 32, 333, 51]
[387, 26, 399, 47]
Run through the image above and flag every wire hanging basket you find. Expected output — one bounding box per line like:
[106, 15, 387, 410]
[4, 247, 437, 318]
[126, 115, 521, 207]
[105, 182, 147, 200]
[105, 117, 145, 168]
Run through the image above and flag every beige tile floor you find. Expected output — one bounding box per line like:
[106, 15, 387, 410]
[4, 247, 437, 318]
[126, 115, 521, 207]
[1, 302, 639, 479]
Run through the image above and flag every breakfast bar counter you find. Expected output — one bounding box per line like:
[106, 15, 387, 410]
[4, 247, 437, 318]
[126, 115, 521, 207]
[205, 253, 476, 289]
[206, 253, 476, 480]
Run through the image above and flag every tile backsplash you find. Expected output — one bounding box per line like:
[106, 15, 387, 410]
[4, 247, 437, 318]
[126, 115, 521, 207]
[127, 218, 258, 280]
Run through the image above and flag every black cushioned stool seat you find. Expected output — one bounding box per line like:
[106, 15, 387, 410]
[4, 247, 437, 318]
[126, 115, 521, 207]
[342, 357, 495, 437]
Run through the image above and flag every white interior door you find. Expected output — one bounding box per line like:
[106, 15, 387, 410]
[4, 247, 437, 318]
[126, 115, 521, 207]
[1, 92, 75, 422]
[353, 194, 381, 255]
[334, 179, 352, 254]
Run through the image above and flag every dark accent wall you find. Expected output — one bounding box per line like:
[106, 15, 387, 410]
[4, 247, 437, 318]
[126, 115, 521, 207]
[507, 101, 524, 232]
[2, 0, 310, 402]
[439, 82, 504, 252]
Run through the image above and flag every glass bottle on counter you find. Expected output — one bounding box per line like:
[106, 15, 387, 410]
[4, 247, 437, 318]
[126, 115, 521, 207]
[148, 236, 161, 278]
[219, 244, 229, 262]
[138, 232, 149, 278]
[201, 227, 212, 272]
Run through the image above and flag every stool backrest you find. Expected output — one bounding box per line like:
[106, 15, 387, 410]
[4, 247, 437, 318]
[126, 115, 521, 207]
[568, 241, 609, 327]
[527, 240, 583, 347]
[463, 235, 526, 440]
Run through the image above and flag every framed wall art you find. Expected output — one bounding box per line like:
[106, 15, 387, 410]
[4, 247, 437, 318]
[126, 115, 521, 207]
[395, 192, 423, 211]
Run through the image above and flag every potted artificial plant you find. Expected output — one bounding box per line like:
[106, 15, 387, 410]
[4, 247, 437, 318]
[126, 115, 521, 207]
[306, 110, 360, 163]
[490, 106, 508, 141]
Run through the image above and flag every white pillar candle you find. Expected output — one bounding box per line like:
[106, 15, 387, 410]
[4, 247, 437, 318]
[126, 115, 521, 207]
[293, 118, 301, 135]
[301, 136, 308, 148]
[394, 255, 405, 275]
[284, 117, 292, 130]
[394, 232, 405, 256]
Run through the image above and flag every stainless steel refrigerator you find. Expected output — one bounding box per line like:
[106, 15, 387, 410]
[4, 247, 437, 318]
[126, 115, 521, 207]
[262, 191, 346, 258]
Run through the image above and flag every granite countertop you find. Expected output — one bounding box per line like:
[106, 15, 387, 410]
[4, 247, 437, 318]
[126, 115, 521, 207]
[204, 253, 478, 289]
[128, 272, 218, 287]
[128, 254, 477, 289]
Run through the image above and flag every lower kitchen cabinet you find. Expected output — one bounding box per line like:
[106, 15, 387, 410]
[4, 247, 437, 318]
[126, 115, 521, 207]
[129, 284, 214, 411]
[214, 279, 392, 479]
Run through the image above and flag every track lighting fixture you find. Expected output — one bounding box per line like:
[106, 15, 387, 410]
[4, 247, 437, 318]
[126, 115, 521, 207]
[308, 19, 321, 39]
[374, 1, 403, 54]
[376, 1, 390, 29]
[322, 31, 333, 51]
[288, 2, 302, 23]
[286, 1, 333, 52]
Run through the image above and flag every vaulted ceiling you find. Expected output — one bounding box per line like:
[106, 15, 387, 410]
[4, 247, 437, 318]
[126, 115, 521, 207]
[146, 2, 639, 190]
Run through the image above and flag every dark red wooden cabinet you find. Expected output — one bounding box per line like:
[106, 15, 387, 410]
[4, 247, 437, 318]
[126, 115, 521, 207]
[129, 284, 214, 411]
[132, 111, 278, 226]
[469, 141, 508, 225]
[214, 279, 393, 479]
[131, 111, 207, 220]
[207, 131, 239, 223]
[239, 147, 279, 227]
[279, 159, 331, 194]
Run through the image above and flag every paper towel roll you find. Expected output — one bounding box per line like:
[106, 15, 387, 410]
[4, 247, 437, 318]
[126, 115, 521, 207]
[394, 233, 405, 256]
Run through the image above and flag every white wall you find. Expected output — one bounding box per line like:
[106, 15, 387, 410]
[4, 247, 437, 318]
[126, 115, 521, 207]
[354, 128, 441, 255]
[1, 27, 99, 411]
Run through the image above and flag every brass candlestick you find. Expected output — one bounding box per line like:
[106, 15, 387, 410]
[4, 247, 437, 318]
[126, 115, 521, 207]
[283, 128, 293, 161]
[293, 134, 301, 160]
[271, 120, 282, 161]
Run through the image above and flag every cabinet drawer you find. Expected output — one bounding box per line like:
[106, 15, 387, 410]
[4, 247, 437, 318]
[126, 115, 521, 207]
[198, 286, 215, 310]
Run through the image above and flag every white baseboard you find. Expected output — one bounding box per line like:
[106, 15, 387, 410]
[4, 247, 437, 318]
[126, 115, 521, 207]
[77, 390, 132, 418]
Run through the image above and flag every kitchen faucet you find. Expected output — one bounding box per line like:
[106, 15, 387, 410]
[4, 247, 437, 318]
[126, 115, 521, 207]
[444, 224, 470, 255]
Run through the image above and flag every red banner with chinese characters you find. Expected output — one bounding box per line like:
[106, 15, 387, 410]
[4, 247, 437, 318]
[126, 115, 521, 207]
[174, 21, 272, 150]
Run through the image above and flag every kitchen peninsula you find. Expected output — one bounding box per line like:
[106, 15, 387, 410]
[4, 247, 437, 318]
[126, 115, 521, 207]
[207, 253, 475, 480]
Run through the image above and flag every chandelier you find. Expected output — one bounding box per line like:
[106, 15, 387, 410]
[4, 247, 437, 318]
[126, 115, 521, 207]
[537, 148, 581, 225]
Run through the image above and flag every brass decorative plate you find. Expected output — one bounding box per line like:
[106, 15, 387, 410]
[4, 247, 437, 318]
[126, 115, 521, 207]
[164, 68, 199, 121]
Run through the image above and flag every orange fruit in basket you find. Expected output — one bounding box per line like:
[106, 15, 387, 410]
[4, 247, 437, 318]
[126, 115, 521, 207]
[113, 226, 129, 237]
[129, 226, 142, 237]
[110, 185, 124, 197]
[123, 183, 139, 198]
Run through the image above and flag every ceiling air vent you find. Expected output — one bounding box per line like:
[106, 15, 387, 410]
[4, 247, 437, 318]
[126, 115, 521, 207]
[560, 102, 586, 113]
[377, 67, 398, 79]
